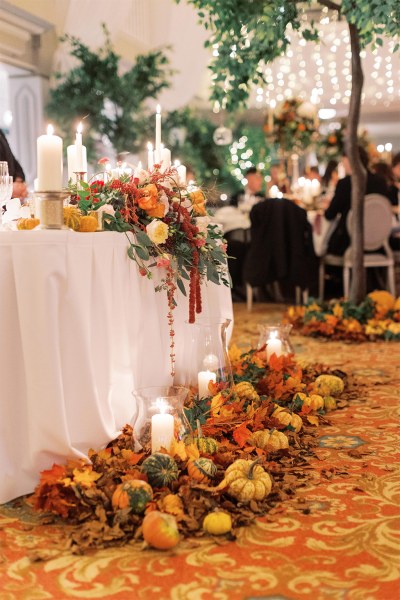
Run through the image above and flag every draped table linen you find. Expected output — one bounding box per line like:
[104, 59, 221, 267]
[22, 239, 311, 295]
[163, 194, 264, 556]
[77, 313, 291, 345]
[0, 230, 232, 503]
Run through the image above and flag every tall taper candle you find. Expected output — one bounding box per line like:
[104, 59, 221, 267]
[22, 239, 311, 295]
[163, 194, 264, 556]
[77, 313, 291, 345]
[37, 124, 63, 191]
[147, 142, 154, 170]
[155, 104, 161, 155]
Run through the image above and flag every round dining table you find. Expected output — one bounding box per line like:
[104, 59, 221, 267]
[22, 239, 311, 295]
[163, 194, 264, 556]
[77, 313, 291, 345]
[0, 229, 232, 503]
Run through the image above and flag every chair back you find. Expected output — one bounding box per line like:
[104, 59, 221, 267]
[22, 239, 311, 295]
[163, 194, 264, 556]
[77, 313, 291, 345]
[347, 194, 393, 251]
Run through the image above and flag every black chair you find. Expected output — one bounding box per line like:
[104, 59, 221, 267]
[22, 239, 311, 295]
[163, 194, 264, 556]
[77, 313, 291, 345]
[244, 198, 316, 309]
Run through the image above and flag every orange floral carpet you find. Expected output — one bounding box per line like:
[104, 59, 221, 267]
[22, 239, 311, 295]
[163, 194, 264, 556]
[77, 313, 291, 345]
[1, 303, 400, 600]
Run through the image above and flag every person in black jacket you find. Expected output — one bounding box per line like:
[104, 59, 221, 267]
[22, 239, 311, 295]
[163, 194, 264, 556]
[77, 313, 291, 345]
[0, 129, 27, 199]
[325, 146, 390, 256]
[230, 167, 265, 209]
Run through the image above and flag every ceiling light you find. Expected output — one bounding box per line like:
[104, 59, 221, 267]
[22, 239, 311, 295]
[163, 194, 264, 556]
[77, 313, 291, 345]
[318, 108, 336, 119]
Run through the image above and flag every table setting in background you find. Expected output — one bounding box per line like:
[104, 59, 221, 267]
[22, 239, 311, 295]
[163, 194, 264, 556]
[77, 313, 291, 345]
[0, 107, 233, 504]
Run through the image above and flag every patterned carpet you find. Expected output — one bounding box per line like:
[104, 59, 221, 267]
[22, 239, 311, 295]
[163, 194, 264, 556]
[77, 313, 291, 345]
[1, 302, 399, 600]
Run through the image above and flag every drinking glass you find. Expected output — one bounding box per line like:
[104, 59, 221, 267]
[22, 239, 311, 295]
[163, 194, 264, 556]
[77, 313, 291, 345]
[0, 162, 9, 177]
[0, 175, 13, 206]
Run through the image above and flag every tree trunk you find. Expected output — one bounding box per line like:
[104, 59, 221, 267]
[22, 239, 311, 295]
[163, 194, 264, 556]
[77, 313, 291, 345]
[347, 23, 367, 303]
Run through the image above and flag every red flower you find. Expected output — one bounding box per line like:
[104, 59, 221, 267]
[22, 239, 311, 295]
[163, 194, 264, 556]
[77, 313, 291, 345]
[98, 157, 110, 165]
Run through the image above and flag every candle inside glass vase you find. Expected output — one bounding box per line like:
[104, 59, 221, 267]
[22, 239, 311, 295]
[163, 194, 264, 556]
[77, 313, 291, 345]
[266, 331, 282, 362]
[151, 398, 174, 453]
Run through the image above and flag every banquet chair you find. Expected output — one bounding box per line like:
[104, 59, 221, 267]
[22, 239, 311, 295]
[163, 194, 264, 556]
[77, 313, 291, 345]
[244, 198, 315, 310]
[318, 194, 396, 299]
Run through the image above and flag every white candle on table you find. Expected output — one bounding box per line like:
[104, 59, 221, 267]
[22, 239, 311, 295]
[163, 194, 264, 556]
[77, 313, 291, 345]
[155, 104, 161, 155]
[161, 146, 171, 171]
[177, 164, 186, 186]
[151, 399, 174, 453]
[266, 331, 282, 362]
[134, 161, 142, 177]
[37, 124, 63, 191]
[75, 122, 87, 173]
[198, 370, 217, 398]
[147, 142, 154, 170]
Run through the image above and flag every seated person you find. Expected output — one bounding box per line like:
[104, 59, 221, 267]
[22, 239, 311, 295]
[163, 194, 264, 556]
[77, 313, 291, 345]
[388, 152, 400, 206]
[372, 161, 398, 206]
[320, 160, 339, 207]
[324, 146, 389, 256]
[266, 163, 290, 196]
[305, 165, 322, 183]
[0, 129, 28, 199]
[230, 166, 265, 212]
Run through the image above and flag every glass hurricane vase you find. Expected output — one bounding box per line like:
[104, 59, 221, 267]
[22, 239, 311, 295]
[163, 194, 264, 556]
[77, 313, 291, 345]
[131, 385, 190, 453]
[257, 323, 294, 361]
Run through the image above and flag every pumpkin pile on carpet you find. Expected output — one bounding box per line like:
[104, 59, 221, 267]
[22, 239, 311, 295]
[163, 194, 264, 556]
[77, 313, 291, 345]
[30, 348, 352, 552]
[286, 291, 400, 341]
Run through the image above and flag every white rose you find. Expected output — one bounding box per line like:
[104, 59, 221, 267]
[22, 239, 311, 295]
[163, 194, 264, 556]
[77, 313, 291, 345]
[146, 219, 169, 245]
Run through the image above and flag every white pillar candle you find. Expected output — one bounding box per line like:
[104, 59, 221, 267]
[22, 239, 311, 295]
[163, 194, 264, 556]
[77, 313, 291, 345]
[155, 104, 161, 155]
[37, 124, 63, 191]
[151, 399, 174, 453]
[266, 332, 282, 362]
[134, 160, 142, 177]
[147, 142, 154, 170]
[198, 370, 217, 398]
[177, 164, 186, 186]
[161, 147, 171, 171]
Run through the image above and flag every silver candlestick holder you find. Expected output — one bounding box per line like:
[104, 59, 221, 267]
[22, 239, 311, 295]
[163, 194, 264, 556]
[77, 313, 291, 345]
[74, 171, 87, 186]
[35, 191, 69, 229]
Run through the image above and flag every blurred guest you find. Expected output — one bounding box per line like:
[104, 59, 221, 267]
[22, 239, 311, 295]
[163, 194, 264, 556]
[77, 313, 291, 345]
[324, 146, 389, 256]
[372, 161, 398, 206]
[267, 163, 290, 195]
[0, 129, 28, 199]
[305, 165, 322, 183]
[230, 167, 265, 211]
[389, 152, 400, 206]
[320, 160, 339, 207]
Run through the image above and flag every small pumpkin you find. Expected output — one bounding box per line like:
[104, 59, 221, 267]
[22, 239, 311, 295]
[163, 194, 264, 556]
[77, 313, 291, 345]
[296, 393, 324, 412]
[142, 510, 180, 550]
[112, 479, 153, 514]
[184, 419, 219, 455]
[250, 429, 289, 451]
[394, 297, 400, 312]
[234, 381, 260, 404]
[63, 206, 81, 231]
[187, 457, 217, 483]
[314, 375, 344, 397]
[368, 290, 395, 317]
[203, 511, 232, 535]
[17, 217, 40, 230]
[141, 453, 179, 488]
[79, 215, 98, 232]
[272, 406, 302, 433]
[323, 395, 337, 412]
[219, 458, 272, 503]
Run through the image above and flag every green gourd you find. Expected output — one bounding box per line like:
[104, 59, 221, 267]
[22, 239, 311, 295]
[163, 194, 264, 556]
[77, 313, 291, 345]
[141, 453, 179, 488]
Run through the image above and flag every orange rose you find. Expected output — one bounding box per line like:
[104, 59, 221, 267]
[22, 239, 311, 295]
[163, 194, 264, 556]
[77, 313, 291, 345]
[189, 190, 207, 216]
[328, 135, 337, 144]
[138, 184, 159, 211]
[298, 123, 306, 132]
[147, 202, 165, 218]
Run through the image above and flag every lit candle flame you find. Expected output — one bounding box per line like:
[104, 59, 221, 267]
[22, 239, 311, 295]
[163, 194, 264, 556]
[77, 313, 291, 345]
[47, 124, 54, 136]
[152, 398, 170, 414]
[156, 104, 161, 114]
[77, 122, 83, 134]
[147, 141, 153, 151]
[174, 159, 180, 167]
[269, 330, 277, 340]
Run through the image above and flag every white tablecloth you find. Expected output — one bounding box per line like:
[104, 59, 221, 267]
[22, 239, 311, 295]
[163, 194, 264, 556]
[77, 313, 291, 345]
[0, 230, 232, 503]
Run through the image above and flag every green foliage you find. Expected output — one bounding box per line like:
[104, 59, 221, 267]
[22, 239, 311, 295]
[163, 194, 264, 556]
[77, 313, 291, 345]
[182, 0, 399, 111]
[46, 25, 172, 156]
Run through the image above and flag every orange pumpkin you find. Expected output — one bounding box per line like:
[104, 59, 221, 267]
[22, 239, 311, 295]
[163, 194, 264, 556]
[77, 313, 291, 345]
[17, 217, 40, 230]
[79, 215, 98, 232]
[142, 510, 180, 550]
[112, 479, 153, 514]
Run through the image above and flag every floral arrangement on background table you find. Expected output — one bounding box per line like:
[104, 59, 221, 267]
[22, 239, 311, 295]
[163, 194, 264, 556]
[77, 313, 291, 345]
[30, 345, 350, 552]
[317, 122, 345, 161]
[264, 98, 318, 155]
[285, 291, 400, 341]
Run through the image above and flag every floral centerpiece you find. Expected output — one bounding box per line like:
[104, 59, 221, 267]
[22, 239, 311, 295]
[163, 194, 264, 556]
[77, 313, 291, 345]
[317, 123, 345, 161]
[264, 98, 318, 154]
[67, 163, 229, 374]
[285, 291, 400, 341]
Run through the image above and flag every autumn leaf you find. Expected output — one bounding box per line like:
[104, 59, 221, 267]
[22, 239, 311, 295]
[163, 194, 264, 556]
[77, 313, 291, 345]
[233, 423, 253, 447]
[38, 463, 67, 485]
[169, 439, 187, 461]
[307, 415, 319, 426]
[72, 468, 102, 488]
[120, 449, 144, 465]
[186, 443, 200, 460]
